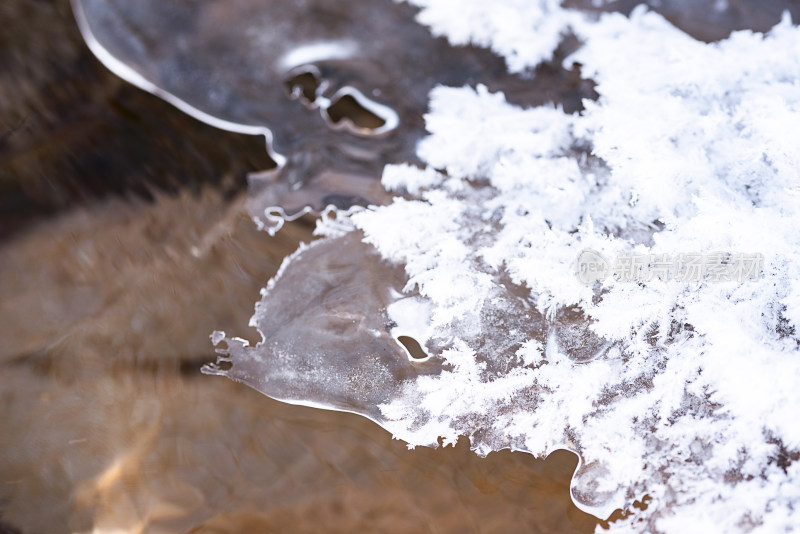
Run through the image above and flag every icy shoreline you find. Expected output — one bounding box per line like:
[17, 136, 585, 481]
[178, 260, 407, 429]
[74, 0, 800, 530]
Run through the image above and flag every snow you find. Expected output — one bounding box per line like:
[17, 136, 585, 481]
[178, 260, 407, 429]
[342, 6, 800, 531]
[403, 0, 573, 72]
[203, 3, 800, 532]
[69, 0, 800, 529]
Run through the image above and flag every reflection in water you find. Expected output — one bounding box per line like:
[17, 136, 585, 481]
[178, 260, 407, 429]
[1, 366, 596, 533]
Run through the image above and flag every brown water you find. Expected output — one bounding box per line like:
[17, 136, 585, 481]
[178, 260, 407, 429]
[0, 7, 600, 518]
[6, 0, 792, 531]
[0, 191, 598, 533]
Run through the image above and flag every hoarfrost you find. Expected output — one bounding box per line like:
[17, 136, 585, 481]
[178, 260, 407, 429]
[349, 9, 800, 530]
[212, 8, 800, 531]
[73, 0, 800, 530]
[401, 0, 572, 72]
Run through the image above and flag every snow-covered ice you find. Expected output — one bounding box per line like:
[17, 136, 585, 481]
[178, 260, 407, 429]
[75, 0, 800, 530]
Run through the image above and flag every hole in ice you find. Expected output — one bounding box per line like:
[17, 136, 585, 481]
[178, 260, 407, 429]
[325, 93, 387, 131]
[396, 335, 428, 360]
[285, 69, 322, 105]
[214, 360, 233, 371]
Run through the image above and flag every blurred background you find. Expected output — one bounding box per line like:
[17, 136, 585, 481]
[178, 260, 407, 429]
[0, 1, 597, 532]
[1, 0, 795, 532]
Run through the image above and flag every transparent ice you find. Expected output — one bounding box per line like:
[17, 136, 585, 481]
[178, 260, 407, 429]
[75, 1, 800, 531]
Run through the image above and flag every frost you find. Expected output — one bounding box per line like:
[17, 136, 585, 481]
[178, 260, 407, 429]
[401, 0, 573, 72]
[204, 8, 800, 531]
[74, 0, 800, 530]
[309, 9, 800, 531]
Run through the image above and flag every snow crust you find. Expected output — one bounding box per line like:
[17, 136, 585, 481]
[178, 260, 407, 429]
[339, 6, 800, 531]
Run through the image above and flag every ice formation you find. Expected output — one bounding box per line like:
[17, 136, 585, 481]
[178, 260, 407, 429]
[72, 0, 577, 233]
[74, 0, 800, 531]
[362, 9, 800, 530]
[211, 8, 800, 531]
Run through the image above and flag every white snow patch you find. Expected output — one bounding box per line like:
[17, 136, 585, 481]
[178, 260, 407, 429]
[346, 8, 800, 532]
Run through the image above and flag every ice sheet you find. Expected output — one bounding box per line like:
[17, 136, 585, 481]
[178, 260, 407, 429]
[73, 0, 800, 530]
[212, 10, 800, 530]
[72, 0, 586, 233]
